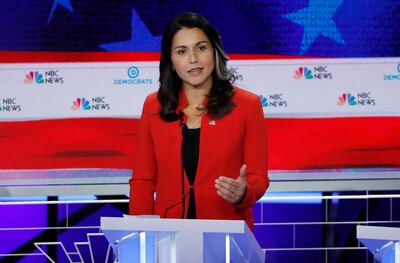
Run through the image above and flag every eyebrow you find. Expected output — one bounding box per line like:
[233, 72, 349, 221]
[173, 41, 209, 50]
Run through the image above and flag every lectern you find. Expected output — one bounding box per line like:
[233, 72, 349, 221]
[357, 225, 400, 263]
[100, 216, 265, 263]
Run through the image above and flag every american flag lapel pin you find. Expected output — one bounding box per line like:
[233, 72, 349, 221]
[209, 120, 216, 126]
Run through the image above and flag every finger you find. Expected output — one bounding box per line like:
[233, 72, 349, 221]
[216, 189, 236, 203]
[214, 179, 235, 193]
[237, 164, 247, 181]
[215, 177, 239, 192]
[215, 180, 237, 197]
[215, 184, 233, 198]
[216, 190, 231, 202]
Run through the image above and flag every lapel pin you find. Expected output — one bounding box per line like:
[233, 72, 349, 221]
[209, 120, 216, 125]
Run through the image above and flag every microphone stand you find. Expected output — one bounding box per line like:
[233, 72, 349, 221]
[180, 115, 186, 219]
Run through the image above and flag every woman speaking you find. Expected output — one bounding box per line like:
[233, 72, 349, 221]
[129, 12, 268, 229]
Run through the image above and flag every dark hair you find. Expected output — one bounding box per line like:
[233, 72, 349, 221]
[158, 12, 235, 122]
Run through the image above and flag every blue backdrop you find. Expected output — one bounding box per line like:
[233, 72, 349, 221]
[1, 0, 399, 56]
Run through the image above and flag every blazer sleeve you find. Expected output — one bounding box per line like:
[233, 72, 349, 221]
[129, 95, 158, 215]
[235, 95, 269, 210]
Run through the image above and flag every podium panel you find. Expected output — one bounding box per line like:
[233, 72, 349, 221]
[100, 216, 265, 263]
[357, 225, 400, 263]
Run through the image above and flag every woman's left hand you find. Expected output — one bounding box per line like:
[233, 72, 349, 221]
[215, 164, 247, 204]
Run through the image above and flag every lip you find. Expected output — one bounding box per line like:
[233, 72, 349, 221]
[187, 67, 203, 73]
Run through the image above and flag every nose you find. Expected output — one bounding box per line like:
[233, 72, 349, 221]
[188, 49, 199, 64]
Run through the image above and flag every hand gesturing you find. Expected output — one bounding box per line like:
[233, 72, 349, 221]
[215, 164, 247, 204]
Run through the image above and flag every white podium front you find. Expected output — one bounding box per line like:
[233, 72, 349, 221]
[100, 216, 265, 263]
[357, 225, 400, 263]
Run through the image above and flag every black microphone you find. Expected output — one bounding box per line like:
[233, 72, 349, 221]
[180, 114, 186, 219]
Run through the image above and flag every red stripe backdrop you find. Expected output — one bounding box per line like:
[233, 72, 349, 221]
[1, 117, 399, 170]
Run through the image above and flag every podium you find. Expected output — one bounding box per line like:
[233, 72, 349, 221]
[357, 225, 400, 263]
[100, 216, 265, 263]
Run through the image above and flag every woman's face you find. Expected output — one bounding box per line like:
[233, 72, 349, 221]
[171, 27, 215, 90]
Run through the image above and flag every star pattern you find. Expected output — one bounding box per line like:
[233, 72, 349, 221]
[284, 0, 345, 54]
[100, 9, 162, 52]
[1, 1, 399, 56]
[47, 0, 74, 25]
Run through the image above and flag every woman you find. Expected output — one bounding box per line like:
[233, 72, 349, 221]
[129, 13, 268, 229]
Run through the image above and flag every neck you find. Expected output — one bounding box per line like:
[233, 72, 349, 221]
[184, 82, 212, 106]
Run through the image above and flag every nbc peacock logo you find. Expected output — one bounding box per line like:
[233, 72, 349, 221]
[71, 98, 91, 110]
[260, 94, 288, 107]
[24, 71, 44, 84]
[293, 67, 313, 80]
[260, 95, 268, 107]
[337, 93, 356, 106]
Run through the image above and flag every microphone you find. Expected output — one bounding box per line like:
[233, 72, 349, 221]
[178, 111, 184, 127]
[180, 114, 186, 219]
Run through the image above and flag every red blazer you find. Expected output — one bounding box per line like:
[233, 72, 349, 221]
[129, 87, 269, 229]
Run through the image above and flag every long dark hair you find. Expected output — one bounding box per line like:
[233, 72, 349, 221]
[158, 13, 235, 122]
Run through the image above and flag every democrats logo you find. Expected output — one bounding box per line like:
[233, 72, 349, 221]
[71, 97, 110, 111]
[337, 92, 375, 106]
[24, 70, 64, 84]
[294, 66, 333, 80]
[383, 63, 400, 80]
[260, 94, 288, 108]
[0, 98, 22, 112]
[114, 66, 153, 85]
[128, 66, 140, 78]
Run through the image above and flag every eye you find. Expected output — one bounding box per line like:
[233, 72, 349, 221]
[176, 49, 186, 55]
[197, 45, 207, 52]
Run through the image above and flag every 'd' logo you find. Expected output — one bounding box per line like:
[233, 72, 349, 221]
[337, 93, 356, 106]
[128, 66, 139, 79]
[383, 63, 400, 80]
[71, 98, 91, 110]
[114, 66, 153, 85]
[24, 71, 44, 84]
[293, 67, 313, 80]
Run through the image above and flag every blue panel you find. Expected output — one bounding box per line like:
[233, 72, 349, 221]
[67, 203, 124, 227]
[0, 229, 44, 254]
[327, 249, 367, 263]
[35, 243, 72, 263]
[0, 204, 47, 228]
[252, 202, 262, 223]
[57, 228, 100, 252]
[392, 197, 400, 221]
[254, 225, 293, 249]
[295, 224, 324, 248]
[76, 243, 92, 263]
[324, 224, 359, 248]
[367, 197, 391, 221]
[88, 234, 112, 263]
[6, 253, 48, 263]
[296, 223, 361, 248]
[327, 197, 367, 222]
[263, 203, 324, 223]
[266, 250, 325, 263]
